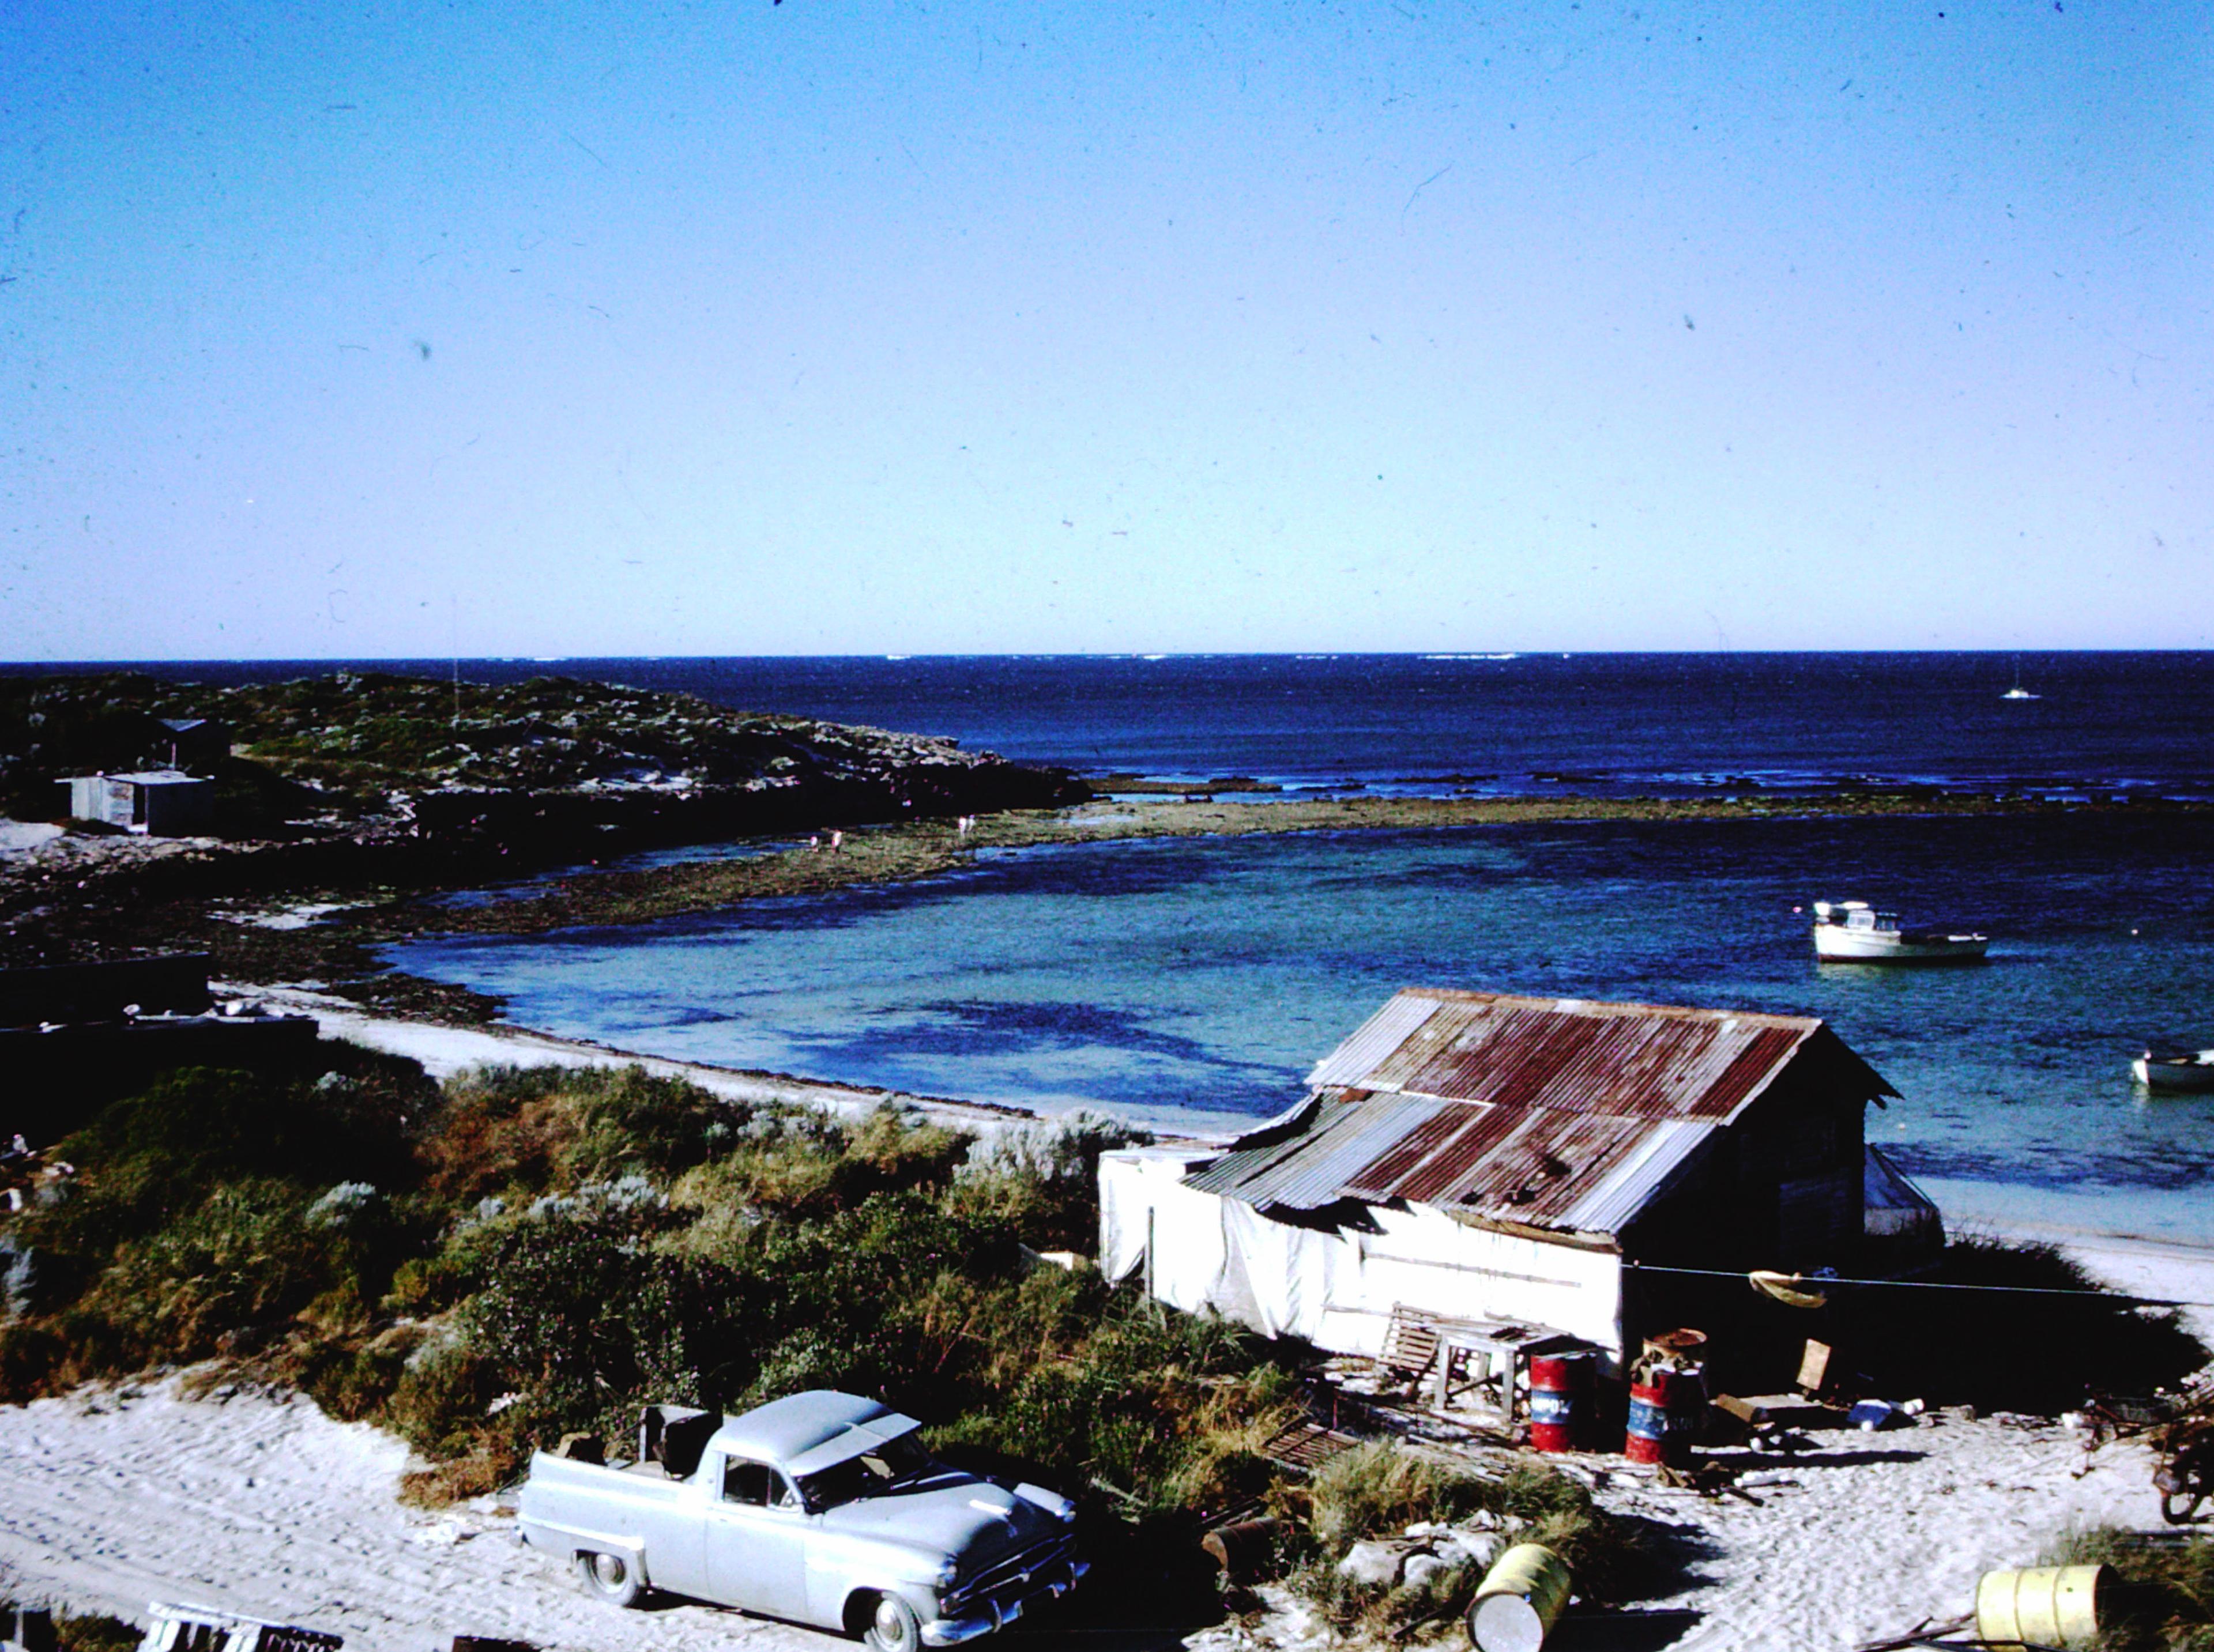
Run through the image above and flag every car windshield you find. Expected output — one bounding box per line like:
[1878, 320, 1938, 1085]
[796, 1432, 937, 1511]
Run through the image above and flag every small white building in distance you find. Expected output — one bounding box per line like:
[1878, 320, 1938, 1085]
[65, 771, 217, 836]
[1100, 987, 1935, 1373]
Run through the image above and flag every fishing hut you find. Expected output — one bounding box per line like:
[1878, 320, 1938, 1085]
[1100, 987, 1935, 1375]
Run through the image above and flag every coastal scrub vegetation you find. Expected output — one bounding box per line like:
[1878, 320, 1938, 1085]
[0, 1045, 1641, 1637]
[1838, 1236, 2211, 1416]
[0, 1048, 1297, 1528]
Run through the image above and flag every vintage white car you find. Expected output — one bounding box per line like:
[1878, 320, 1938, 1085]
[516, 1390, 1085, 1651]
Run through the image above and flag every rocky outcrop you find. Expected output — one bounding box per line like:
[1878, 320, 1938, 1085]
[1, 670, 1086, 855]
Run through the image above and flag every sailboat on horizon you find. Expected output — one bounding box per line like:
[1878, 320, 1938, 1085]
[2002, 654, 2039, 700]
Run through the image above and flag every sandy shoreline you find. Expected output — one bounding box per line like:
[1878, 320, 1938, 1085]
[230, 982, 1267, 1142]
[0, 1376, 835, 1652]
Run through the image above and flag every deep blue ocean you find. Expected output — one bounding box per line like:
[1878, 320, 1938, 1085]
[22, 652, 2214, 1243]
[31, 650, 2214, 799]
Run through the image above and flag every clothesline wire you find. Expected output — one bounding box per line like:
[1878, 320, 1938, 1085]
[1620, 1260, 2214, 1309]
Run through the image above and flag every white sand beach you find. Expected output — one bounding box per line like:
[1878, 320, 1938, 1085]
[0, 1376, 827, 1652]
[1588, 1412, 2174, 1651]
[226, 985, 1060, 1134]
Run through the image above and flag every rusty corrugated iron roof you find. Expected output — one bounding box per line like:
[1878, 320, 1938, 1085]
[1307, 992, 1442, 1088]
[1195, 989, 1895, 1238]
[1189, 1092, 1449, 1210]
[1309, 989, 1855, 1121]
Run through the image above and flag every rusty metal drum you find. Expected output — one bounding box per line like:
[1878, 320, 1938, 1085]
[1527, 1351, 1596, 1453]
[1624, 1366, 1704, 1466]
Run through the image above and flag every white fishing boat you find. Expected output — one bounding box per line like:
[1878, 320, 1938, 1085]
[2132, 1048, 2214, 1093]
[1810, 900, 1990, 963]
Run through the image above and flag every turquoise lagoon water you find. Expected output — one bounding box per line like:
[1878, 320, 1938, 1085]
[390, 810, 2214, 1246]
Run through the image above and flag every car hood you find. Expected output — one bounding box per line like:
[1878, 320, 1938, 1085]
[816, 1476, 1065, 1564]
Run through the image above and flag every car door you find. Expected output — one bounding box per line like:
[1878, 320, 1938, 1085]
[704, 1455, 813, 1621]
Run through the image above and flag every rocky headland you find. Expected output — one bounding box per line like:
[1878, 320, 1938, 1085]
[0, 670, 1083, 1003]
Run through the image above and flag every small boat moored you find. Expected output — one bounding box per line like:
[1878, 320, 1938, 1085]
[1811, 900, 1990, 963]
[2132, 1048, 2214, 1093]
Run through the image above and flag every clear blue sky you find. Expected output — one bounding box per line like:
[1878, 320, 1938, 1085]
[1, 1, 2206, 658]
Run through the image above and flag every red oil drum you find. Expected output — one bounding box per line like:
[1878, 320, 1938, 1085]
[1625, 1366, 1705, 1466]
[1527, 1351, 1597, 1452]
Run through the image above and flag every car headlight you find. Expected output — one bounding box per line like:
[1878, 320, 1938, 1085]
[935, 1560, 961, 1590]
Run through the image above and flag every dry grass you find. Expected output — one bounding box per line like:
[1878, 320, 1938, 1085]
[397, 1448, 517, 1509]
[1281, 1442, 1642, 1642]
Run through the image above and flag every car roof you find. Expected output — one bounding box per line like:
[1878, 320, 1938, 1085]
[709, 1390, 921, 1473]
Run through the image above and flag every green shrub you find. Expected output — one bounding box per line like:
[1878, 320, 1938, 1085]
[954, 1110, 1154, 1251]
[435, 1063, 740, 1188]
[69, 1178, 351, 1367]
[287, 1320, 427, 1421]
[1304, 1442, 1505, 1557]
[28, 1065, 416, 1266]
[0, 1321, 66, 1401]
[932, 1285, 1297, 1513]
[675, 1102, 971, 1223]
[385, 1336, 510, 1460]
[413, 1069, 586, 1206]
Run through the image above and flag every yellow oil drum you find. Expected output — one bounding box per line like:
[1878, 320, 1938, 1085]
[1974, 1564, 2105, 1650]
[1466, 1542, 1572, 1652]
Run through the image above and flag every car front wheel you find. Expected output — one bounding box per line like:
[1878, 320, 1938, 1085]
[863, 1593, 921, 1652]
[576, 1548, 645, 1608]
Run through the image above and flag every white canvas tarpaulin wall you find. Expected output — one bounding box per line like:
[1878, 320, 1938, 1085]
[1099, 1146, 1227, 1290]
[1098, 1149, 1627, 1365]
[1343, 1204, 1624, 1361]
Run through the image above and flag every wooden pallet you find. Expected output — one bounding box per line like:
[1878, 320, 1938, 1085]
[1259, 1419, 1367, 1475]
[1381, 1303, 1443, 1383]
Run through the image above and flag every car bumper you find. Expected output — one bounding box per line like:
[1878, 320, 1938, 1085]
[921, 1559, 1089, 1647]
